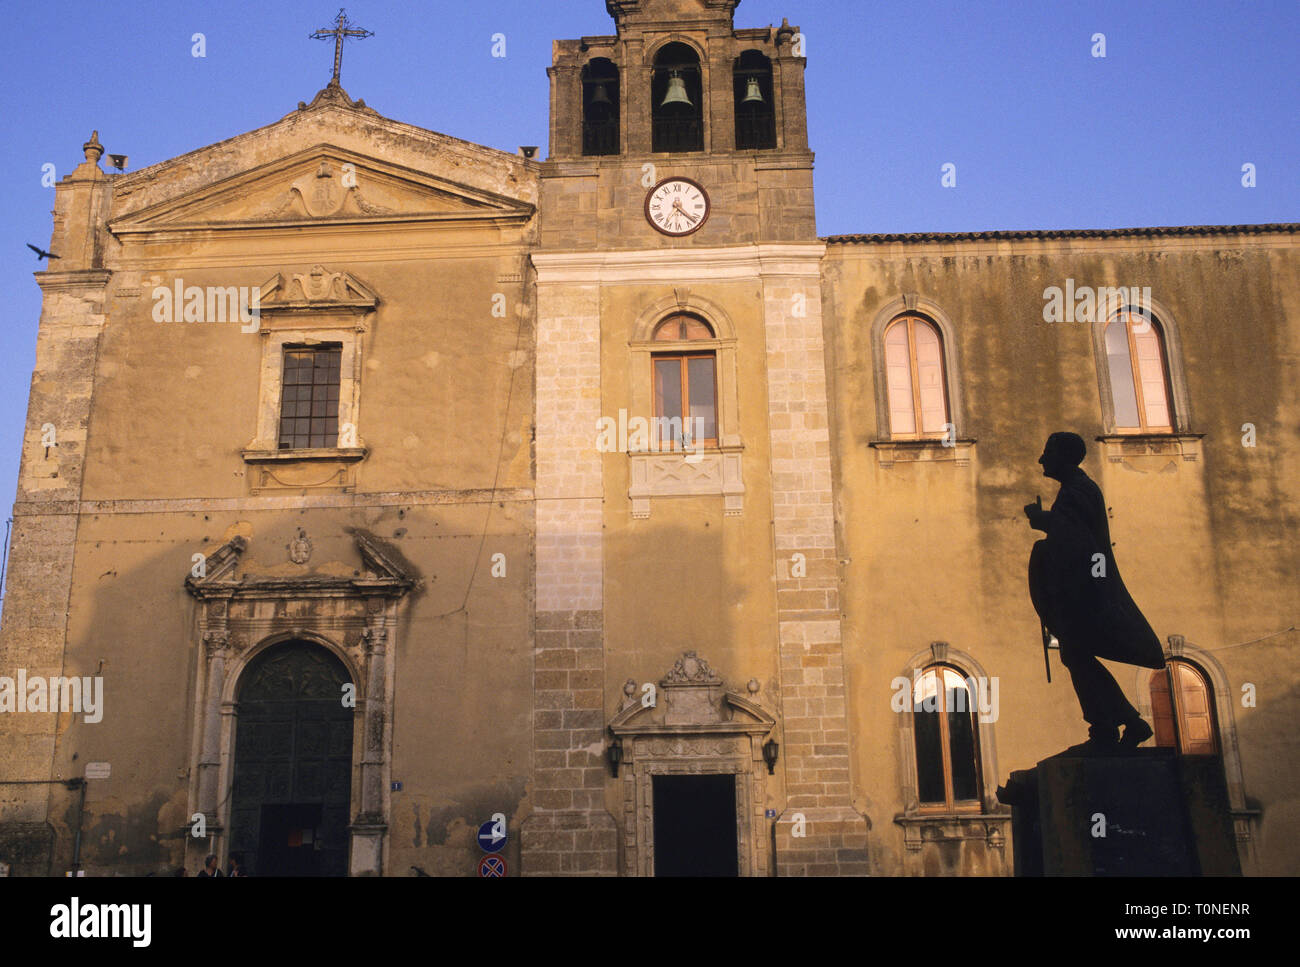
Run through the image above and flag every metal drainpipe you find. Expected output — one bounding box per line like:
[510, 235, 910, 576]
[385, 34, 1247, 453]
[69, 779, 87, 873]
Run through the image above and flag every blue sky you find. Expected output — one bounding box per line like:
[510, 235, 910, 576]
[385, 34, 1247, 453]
[0, 0, 1296, 598]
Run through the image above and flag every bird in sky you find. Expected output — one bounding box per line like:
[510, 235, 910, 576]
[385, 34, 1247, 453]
[26, 243, 60, 261]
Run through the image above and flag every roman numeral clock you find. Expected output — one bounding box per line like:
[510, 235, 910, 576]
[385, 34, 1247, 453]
[645, 177, 711, 236]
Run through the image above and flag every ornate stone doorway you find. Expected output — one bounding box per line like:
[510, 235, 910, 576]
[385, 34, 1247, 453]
[184, 532, 415, 876]
[609, 652, 777, 877]
[229, 641, 353, 877]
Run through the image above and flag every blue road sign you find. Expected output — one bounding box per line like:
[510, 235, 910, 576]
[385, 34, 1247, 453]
[478, 855, 507, 878]
[477, 818, 507, 853]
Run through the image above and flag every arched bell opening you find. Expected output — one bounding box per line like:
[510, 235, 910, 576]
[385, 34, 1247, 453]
[582, 58, 620, 156]
[652, 42, 704, 152]
[733, 50, 776, 150]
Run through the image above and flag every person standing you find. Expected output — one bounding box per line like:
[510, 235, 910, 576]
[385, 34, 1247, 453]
[196, 854, 224, 877]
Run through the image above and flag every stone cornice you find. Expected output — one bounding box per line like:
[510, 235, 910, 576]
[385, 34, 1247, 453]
[34, 269, 112, 291]
[11, 488, 533, 517]
[532, 242, 826, 283]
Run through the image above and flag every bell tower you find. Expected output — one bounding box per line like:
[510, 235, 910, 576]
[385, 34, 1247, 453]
[527, 1, 869, 877]
[540, 0, 815, 248]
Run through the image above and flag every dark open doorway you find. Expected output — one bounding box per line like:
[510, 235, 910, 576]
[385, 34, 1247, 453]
[258, 803, 323, 877]
[652, 773, 739, 876]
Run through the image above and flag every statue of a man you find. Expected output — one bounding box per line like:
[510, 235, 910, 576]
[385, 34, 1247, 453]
[1025, 432, 1165, 751]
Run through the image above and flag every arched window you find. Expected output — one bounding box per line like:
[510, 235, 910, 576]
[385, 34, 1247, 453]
[733, 50, 775, 150]
[651, 313, 717, 450]
[1104, 309, 1174, 433]
[913, 665, 983, 811]
[652, 43, 703, 153]
[1150, 659, 1219, 756]
[883, 314, 950, 438]
[582, 58, 619, 156]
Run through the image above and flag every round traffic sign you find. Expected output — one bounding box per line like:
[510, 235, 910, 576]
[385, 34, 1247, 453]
[478, 855, 507, 878]
[476, 818, 507, 853]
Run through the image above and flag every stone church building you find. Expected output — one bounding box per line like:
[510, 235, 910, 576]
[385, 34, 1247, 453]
[1, 0, 1296, 876]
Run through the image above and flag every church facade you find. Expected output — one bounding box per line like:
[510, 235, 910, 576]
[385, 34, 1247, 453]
[1, 0, 1296, 877]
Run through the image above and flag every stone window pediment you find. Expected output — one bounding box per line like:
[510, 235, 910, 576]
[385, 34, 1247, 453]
[242, 266, 378, 494]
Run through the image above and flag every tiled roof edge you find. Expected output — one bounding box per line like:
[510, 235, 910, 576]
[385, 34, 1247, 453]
[822, 223, 1300, 244]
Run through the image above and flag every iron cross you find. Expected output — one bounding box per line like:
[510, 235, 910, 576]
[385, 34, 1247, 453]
[310, 8, 373, 86]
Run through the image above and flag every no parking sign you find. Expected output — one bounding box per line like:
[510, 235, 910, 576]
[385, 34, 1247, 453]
[478, 855, 507, 878]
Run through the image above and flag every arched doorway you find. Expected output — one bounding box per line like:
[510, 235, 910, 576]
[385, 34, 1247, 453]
[229, 641, 354, 876]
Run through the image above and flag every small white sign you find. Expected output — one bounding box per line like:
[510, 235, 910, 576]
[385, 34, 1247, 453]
[84, 762, 111, 780]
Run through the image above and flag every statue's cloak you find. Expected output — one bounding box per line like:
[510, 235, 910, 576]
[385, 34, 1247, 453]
[1028, 468, 1164, 669]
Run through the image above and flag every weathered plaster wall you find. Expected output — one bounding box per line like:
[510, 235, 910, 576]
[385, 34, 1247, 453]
[822, 230, 1300, 875]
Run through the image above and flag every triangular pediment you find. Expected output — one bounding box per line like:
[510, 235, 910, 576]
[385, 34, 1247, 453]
[111, 146, 533, 235]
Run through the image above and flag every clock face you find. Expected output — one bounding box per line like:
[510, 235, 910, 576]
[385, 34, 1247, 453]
[645, 177, 710, 236]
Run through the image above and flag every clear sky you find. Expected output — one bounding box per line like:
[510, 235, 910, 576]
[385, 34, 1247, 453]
[0, 0, 1296, 599]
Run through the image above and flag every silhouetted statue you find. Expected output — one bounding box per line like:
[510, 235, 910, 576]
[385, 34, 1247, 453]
[1025, 432, 1165, 751]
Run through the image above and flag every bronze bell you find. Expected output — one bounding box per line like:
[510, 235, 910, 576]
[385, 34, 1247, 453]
[590, 82, 612, 107]
[741, 76, 764, 104]
[661, 70, 692, 108]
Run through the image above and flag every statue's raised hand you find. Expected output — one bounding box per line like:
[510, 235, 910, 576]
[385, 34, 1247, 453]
[1023, 495, 1048, 532]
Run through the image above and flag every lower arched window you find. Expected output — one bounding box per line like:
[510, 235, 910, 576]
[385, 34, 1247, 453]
[914, 665, 983, 811]
[1150, 659, 1219, 755]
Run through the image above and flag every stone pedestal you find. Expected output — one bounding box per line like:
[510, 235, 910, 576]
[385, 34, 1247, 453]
[998, 748, 1240, 876]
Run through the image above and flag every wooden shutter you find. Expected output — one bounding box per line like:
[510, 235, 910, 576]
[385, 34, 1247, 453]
[885, 322, 917, 435]
[1150, 669, 1177, 747]
[1173, 661, 1218, 755]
